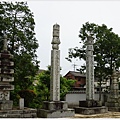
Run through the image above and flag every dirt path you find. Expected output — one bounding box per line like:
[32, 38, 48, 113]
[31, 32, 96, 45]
[74, 112, 120, 118]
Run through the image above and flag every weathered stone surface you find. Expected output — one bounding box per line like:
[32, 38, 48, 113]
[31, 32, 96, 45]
[0, 76, 14, 82]
[0, 108, 37, 118]
[19, 98, 24, 109]
[86, 36, 94, 100]
[0, 34, 14, 110]
[75, 106, 108, 115]
[50, 50, 60, 101]
[0, 100, 13, 110]
[106, 66, 120, 111]
[38, 24, 75, 118]
[0, 84, 14, 91]
[43, 101, 68, 110]
[79, 100, 102, 107]
[50, 24, 60, 101]
[37, 108, 75, 118]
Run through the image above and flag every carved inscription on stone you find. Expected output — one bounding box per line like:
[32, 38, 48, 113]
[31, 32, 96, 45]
[86, 36, 94, 100]
[50, 24, 60, 101]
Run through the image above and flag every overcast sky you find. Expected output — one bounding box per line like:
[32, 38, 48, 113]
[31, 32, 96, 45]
[27, 1, 120, 76]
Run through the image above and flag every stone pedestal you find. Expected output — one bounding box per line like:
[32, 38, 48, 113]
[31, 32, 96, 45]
[75, 106, 107, 115]
[75, 100, 107, 115]
[38, 101, 74, 118]
[0, 108, 37, 118]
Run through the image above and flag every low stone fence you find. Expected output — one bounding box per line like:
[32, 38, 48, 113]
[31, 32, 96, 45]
[65, 91, 108, 108]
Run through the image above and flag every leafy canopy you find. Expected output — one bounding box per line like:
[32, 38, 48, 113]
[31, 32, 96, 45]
[66, 22, 120, 79]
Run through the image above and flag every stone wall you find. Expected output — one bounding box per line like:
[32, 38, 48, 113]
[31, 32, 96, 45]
[65, 91, 107, 108]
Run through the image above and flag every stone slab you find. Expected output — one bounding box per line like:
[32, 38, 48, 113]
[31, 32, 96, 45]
[0, 84, 14, 91]
[37, 108, 75, 118]
[75, 106, 108, 115]
[79, 100, 102, 107]
[0, 76, 14, 82]
[43, 101, 68, 110]
[0, 108, 37, 118]
[0, 53, 13, 59]
[107, 107, 120, 112]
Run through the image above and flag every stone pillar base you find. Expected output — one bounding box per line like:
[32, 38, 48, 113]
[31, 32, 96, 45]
[74, 100, 108, 115]
[79, 100, 102, 107]
[0, 100, 13, 110]
[37, 108, 74, 118]
[105, 101, 120, 112]
[0, 108, 37, 118]
[75, 106, 108, 115]
[37, 101, 75, 118]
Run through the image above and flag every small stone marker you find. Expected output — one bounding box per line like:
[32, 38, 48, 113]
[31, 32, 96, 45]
[19, 98, 24, 109]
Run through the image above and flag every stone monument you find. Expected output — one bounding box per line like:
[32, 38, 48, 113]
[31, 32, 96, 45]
[106, 64, 120, 111]
[0, 34, 14, 110]
[0, 34, 37, 118]
[75, 36, 107, 115]
[37, 24, 75, 118]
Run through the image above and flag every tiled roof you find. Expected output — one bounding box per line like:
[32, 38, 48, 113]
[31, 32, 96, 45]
[69, 71, 86, 77]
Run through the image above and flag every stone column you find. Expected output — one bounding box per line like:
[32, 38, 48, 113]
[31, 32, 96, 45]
[86, 36, 94, 100]
[50, 24, 60, 101]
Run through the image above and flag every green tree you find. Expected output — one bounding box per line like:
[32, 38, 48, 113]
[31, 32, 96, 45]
[0, 1, 39, 105]
[66, 22, 120, 100]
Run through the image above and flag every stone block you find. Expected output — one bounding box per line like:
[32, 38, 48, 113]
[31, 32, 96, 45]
[0, 100, 13, 110]
[107, 102, 119, 107]
[43, 101, 68, 110]
[37, 108, 75, 118]
[0, 84, 14, 91]
[19, 98, 24, 109]
[108, 107, 120, 112]
[0, 77, 14, 82]
[79, 100, 102, 107]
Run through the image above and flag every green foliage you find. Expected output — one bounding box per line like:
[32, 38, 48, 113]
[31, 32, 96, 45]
[66, 22, 120, 78]
[0, 1, 39, 106]
[31, 66, 75, 108]
[60, 77, 75, 100]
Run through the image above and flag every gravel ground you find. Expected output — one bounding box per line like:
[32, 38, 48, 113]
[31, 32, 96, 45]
[74, 112, 120, 118]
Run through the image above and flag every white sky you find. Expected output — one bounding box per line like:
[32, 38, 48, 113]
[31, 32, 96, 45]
[27, 1, 120, 76]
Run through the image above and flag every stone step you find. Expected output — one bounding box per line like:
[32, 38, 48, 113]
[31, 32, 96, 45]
[0, 114, 21, 118]
[0, 108, 37, 118]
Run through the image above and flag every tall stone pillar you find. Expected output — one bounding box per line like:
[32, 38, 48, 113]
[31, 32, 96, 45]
[86, 36, 94, 100]
[75, 36, 107, 115]
[50, 24, 60, 101]
[37, 24, 75, 118]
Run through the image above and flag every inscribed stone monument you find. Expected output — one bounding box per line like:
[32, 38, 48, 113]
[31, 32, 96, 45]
[0, 34, 14, 110]
[37, 24, 75, 118]
[75, 36, 107, 115]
